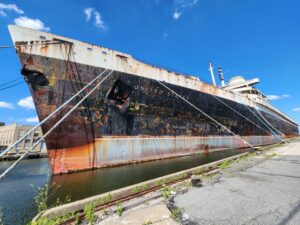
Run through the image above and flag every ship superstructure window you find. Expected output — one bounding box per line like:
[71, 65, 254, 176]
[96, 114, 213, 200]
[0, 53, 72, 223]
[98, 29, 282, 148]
[107, 79, 133, 109]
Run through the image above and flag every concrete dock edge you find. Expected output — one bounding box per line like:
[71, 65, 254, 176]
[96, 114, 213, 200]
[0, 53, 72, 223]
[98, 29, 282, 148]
[33, 151, 250, 221]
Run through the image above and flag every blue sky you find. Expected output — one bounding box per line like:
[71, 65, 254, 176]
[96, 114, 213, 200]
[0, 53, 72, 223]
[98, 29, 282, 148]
[0, 0, 299, 126]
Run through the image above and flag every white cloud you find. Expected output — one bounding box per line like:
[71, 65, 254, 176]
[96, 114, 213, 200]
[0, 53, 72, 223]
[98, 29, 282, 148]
[172, 0, 198, 20]
[25, 116, 39, 123]
[293, 107, 300, 112]
[17, 96, 35, 110]
[0, 3, 24, 16]
[267, 94, 290, 101]
[0, 101, 14, 109]
[84, 7, 94, 21]
[93, 11, 106, 30]
[173, 11, 182, 20]
[84, 8, 107, 30]
[14, 16, 50, 31]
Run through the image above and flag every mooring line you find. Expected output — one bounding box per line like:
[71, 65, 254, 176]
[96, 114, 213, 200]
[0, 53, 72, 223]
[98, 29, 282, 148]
[254, 107, 286, 137]
[0, 70, 114, 180]
[208, 90, 285, 143]
[0, 77, 22, 87]
[239, 96, 286, 142]
[0, 69, 109, 158]
[208, 91, 275, 137]
[156, 80, 256, 149]
[0, 81, 25, 92]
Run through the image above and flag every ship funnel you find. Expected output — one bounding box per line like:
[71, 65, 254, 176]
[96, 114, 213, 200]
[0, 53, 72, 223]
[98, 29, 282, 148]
[208, 63, 216, 86]
[218, 67, 225, 87]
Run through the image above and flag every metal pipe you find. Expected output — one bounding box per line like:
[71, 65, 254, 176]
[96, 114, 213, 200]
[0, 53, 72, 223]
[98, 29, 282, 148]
[218, 67, 225, 87]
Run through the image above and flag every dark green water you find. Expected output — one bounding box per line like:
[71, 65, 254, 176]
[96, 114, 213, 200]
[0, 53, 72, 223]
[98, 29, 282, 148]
[0, 148, 250, 225]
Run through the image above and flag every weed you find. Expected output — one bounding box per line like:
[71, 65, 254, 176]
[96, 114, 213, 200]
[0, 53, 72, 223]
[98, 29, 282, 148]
[170, 208, 181, 221]
[105, 193, 112, 202]
[155, 180, 162, 186]
[52, 195, 71, 208]
[161, 184, 171, 199]
[30, 212, 76, 225]
[131, 186, 140, 193]
[84, 202, 96, 224]
[32, 184, 49, 212]
[101, 193, 112, 204]
[219, 161, 231, 169]
[116, 203, 123, 216]
[31, 183, 69, 214]
[142, 220, 153, 225]
[142, 183, 149, 190]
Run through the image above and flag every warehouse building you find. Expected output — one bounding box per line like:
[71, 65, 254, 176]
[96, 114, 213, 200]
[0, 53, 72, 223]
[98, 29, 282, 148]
[0, 123, 46, 156]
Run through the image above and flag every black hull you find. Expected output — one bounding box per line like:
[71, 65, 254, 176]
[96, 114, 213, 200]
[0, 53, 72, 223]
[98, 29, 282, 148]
[17, 52, 298, 174]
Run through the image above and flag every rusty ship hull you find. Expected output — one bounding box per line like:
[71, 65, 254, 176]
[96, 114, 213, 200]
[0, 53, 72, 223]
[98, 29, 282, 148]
[8, 25, 299, 174]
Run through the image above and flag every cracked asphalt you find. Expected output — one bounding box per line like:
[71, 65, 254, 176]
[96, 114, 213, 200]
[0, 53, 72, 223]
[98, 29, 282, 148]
[174, 139, 300, 225]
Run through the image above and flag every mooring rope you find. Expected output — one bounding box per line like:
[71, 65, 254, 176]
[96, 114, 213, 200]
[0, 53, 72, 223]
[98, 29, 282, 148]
[239, 96, 286, 142]
[207, 90, 276, 137]
[0, 81, 25, 92]
[0, 70, 114, 180]
[0, 69, 109, 158]
[156, 80, 256, 149]
[254, 107, 286, 137]
[0, 77, 22, 87]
